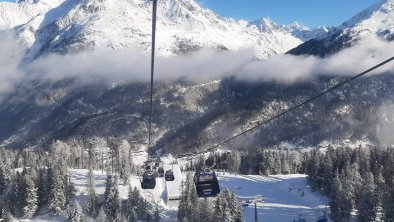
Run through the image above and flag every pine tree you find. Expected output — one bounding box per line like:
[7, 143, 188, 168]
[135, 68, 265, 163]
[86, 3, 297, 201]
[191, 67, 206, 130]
[280, 154, 290, 174]
[0, 167, 6, 195]
[153, 202, 161, 222]
[229, 192, 242, 222]
[48, 168, 66, 215]
[22, 175, 38, 219]
[198, 198, 212, 222]
[0, 207, 13, 222]
[37, 168, 49, 208]
[221, 189, 232, 222]
[213, 193, 225, 222]
[356, 172, 378, 222]
[382, 186, 394, 222]
[9, 171, 24, 215]
[85, 167, 97, 216]
[330, 171, 350, 222]
[67, 202, 84, 222]
[125, 186, 138, 221]
[188, 175, 199, 221]
[104, 176, 121, 220]
[177, 179, 188, 222]
[64, 173, 75, 207]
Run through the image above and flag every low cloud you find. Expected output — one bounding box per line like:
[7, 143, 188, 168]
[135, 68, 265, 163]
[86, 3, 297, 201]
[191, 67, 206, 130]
[26, 47, 253, 83]
[377, 103, 394, 146]
[0, 31, 24, 100]
[238, 36, 394, 84]
[1, 31, 394, 101]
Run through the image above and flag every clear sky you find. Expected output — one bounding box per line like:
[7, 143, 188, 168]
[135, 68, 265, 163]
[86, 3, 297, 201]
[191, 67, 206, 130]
[0, 0, 380, 27]
[196, 0, 380, 27]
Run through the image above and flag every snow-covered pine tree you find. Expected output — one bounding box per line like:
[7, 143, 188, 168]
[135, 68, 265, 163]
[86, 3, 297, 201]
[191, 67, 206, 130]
[67, 202, 84, 222]
[104, 175, 112, 201]
[37, 168, 49, 208]
[85, 167, 97, 216]
[48, 168, 66, 215]
[213, 193, 225, 222]
[382, 186, 394, 222]
[0, 207, 13, 222]
[9, 171, 24, 215]
[138, 199, 152, 221]
[273, 151, 282, 175]
[119, 140, 133, 185]
[221, 189, 232, 222]
[64, 173, 75, 207]
[177, 179, 188, 222]
[355, 172, 378, 222]
[229, 192, 242, 222]
[22, 175, 38, 219]
[188, 174, 199, 221]
[153, 202, 160, 222]
[227, 152, 241, 174]
[280, 153, 290, 175]
[198, 198, 212, 222]
[104, 176, 121, 220]
[330, 170, 352, 222]
[125, 186, 138, 221]
[319, 153, 333, 195]
[0, 167, 5, 195]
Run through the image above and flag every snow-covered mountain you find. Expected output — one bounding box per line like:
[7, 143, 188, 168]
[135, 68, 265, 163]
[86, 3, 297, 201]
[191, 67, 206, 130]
[290, 0, 394, 56]
[249, 18, 333, 42]
[0, 0, 303, 60]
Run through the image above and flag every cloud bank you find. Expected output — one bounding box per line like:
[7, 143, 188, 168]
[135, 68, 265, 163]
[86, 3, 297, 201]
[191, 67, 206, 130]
[1, 31, 394, 101]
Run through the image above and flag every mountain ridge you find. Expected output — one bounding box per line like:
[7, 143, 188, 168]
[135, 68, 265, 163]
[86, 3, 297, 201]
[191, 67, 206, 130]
[0, 0, 304, 60]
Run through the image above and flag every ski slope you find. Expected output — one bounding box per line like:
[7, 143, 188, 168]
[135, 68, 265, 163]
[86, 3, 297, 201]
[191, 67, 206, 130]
[19, 168, 329, 221]
[218, 173, 330, 222]
[164, 164, 182, 206]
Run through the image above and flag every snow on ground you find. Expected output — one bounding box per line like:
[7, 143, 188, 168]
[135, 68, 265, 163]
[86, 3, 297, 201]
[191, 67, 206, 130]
[164, 164, 182, 205]
[13, 150, 330, 222]
[218, 173, 330, 222]
[51, 170, 328, 222]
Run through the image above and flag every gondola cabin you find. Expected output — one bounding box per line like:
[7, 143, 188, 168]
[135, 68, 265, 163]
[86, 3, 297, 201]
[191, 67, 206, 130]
[165, 170, 175, 181]
[158, 167, 164, 177]
[141, 171, 156, 189]
[194, 169, 220, 198]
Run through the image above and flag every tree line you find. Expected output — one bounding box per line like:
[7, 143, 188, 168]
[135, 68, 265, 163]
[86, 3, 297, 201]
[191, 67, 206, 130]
[186, 148, 305, 176]
[0, 138, 154, 221]
[304, 146, 394, 222]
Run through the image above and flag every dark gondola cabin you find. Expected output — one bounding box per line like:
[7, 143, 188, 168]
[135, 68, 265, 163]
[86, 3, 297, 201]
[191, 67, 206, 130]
[165, 170, 175, 181]
[194, 169, 220, 198]
[141, 171, 156, 189]
[158, 167, 164, 177]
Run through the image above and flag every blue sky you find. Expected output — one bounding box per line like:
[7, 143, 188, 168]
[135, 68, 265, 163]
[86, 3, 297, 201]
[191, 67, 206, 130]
[196, 0, 379, 27]
[0, 0, 379, 27]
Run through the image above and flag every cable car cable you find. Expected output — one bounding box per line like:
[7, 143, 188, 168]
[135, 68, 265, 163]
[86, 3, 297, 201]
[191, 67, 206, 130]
[148, 0, 158, 150]
[177, 56, 394, 158]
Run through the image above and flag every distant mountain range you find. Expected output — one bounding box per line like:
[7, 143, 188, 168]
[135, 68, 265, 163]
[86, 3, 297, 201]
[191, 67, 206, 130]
[1, 0, 394, 152]
[290, 0, 394, 56]
[0, 0, 332, 61]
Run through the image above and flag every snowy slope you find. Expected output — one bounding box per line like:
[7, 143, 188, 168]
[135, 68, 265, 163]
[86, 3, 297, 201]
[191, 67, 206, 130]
[54, 170, 329, 222]
[290, 0, 394, 56]
[340, 0, 394, 39]
[0, 0, 303, 60]
[219, 173, 330, 222]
